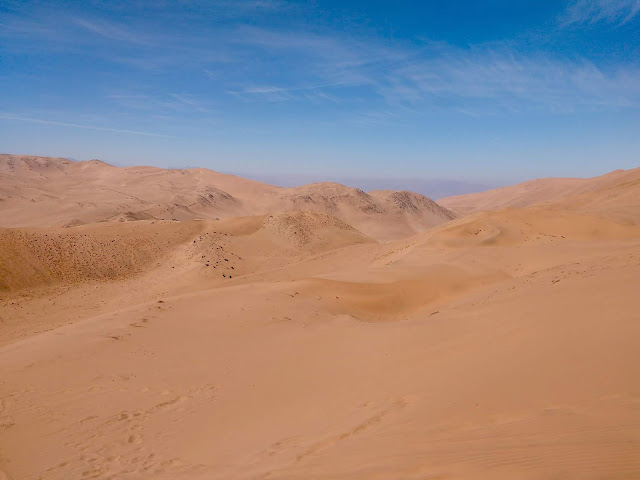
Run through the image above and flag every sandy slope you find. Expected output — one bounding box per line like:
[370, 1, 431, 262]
[0, 212, 372, 346]
[0, 157, 639, 479]
[0, 154, 454, 241]
[439, 166, 640, 216]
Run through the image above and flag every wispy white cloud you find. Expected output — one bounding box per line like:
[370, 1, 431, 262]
[107, 92, 212, 113]
[226, 82, 346, 102]
[3, 4, 640, 120]
[204, 0, 288, 13]
[561, 0, 640, 25]
[346, 110, 401, 127]
[230, 26, 408, 74]
[72, 17, 151, 44]
[375, 48, 640, 112]
[0, 114, 176, 138]
[224, 29, 640, 113]
[0, 19, 56, 36]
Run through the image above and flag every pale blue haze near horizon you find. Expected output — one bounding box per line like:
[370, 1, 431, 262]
[1, 0, 639, 195]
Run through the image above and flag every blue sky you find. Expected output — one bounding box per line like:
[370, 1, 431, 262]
[1, 0, 639, 192]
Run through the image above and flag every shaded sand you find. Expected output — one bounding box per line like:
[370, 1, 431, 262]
[0, 156, 639, 479]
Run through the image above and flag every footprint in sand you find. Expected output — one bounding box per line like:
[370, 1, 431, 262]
[0, 398, 15, 429]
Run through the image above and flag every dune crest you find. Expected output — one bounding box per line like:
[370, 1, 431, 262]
[439, 166, 640, 216]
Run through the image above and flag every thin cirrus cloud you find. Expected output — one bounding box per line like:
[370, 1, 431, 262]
[72, 17, 151, 45]
[223, 28, 640, 114]
[561, 0, 640, 25]
[226, 83, 347, 103]
[107, 92, 212, 114]
[374, 49, 640, 112]
[2, 4, 640, 121]
[0, 114, 176, 138]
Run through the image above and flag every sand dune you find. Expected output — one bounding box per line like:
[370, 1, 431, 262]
[0, 210, 374, 346]
[0, 155, 639, 479]
[0, 154, 454, 240]
[0, 221, 203, 292]
[420, 207, 640, 248]
[439, 166, 640, 216]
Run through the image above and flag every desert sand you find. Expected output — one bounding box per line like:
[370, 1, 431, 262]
[0, 155, 454, 242]
[439, 167, 640, 217]
[0, 154, 639, 480]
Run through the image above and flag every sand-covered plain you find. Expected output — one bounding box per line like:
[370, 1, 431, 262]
[1, 155, 639, 479]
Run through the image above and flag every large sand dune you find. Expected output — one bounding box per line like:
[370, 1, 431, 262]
[439, 166, 640, 216]
[0, 155, 639, 479]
